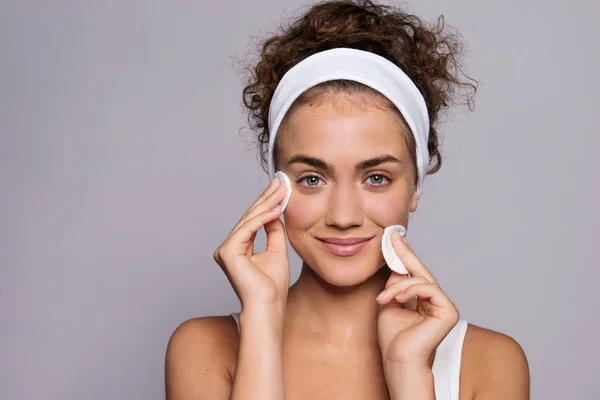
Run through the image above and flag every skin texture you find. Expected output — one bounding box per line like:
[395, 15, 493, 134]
[165, 92, 530, 399]
[277, 92, 417, 288]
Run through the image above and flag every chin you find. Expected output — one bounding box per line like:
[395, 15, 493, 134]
[313, 262, 378, 287]
[296, 239, 386, 287]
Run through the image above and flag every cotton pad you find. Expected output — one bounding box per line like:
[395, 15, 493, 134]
[274, 171, 292, 212]
[382, 225, 408, 274]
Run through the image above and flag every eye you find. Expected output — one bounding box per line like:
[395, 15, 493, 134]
[298, 175, 324, 188]
[365, 174, 390, 186]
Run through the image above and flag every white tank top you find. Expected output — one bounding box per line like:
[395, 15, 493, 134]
[230, 312, 468, 400]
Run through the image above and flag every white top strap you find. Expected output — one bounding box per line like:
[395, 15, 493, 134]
[432, 319, 469, 400]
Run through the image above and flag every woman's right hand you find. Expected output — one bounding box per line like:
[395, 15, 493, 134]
[213, 177, 290, 310]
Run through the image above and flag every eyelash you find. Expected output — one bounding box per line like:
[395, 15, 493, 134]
[297, 173, 391, 189]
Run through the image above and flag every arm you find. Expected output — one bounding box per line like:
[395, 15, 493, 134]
[230, 306, 286, 400]
[164, 311, 287, 400]
[387, 332, 530, 400]
[166, 176, 290, 399]
[386, 364, 435, 400]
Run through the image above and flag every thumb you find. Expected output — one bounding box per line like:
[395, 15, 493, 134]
[264, 218, 287, 253]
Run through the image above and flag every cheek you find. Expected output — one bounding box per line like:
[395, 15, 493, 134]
[364, 192, 409, 228]
[282, 193, 323, 230]
[284, 191, 411, 229]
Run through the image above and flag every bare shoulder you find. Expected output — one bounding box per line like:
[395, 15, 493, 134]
[165, 315, 240, 400]
[461, 323, 530, 400]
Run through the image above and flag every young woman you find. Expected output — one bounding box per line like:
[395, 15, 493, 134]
[165, 1, 530, 399]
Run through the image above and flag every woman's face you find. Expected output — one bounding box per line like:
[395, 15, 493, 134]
[277, 91, 419, 287]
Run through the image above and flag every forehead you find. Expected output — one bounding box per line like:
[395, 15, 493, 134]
[277, 92, 412, 162]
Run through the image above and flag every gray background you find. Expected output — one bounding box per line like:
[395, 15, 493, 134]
[1, 0, 598, 399]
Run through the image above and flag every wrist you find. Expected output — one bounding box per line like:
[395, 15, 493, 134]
[385, 361, 432, 378]
[385, 364, 435, 399]
[240, 303, 286, 331]
[384, 350, 435, 372]
[241, 300, 286, 317]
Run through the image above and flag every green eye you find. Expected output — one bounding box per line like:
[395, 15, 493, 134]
[366, 174, 389, 186]
[306, 176, 320, 186]
[298, 175, 324, 188]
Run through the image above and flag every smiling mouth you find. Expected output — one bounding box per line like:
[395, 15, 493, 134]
[316, 237, 374, 257]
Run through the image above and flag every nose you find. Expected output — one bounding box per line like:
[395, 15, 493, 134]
[324, 182, 364, 229]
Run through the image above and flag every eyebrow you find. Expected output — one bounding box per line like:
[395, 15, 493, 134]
[287, 154, 402, 173]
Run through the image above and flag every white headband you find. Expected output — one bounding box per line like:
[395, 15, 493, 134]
[267, 47, 430, 197]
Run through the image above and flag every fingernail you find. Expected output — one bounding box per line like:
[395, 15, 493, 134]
[270, 178, 280, 187]
[392, 231, 404, 242]
[376, 290, 387, 301]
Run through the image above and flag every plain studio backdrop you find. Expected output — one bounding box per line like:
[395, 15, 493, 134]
[1, 0, 598, 399]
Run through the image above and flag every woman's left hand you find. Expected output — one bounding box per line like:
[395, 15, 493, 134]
[377, 231, 460, 370]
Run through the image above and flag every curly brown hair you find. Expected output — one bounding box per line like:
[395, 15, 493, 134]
[242, 0, 477, 180]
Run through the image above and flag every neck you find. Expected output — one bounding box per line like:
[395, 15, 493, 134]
[285, 262, 390, 347]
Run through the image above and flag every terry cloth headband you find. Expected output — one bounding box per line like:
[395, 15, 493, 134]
[267, 47, 431, 198]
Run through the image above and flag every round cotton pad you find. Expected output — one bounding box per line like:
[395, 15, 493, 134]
[274, 171, 292, 212]
[382, 225, 408, 274]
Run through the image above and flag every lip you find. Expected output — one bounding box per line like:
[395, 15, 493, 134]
[317, 237, 373, 257]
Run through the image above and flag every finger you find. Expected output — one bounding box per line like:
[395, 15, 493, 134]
[237, 185, 285, 231]
[245, 177, 281, 218]
[246, 233, 256, 258]
[264, 217, 287, 254]
[391, 232, 438, 284]
[227, 184, 285, 240]
[384, 271, 408, 288]
[224, 178, 280, 239]
[395, 283, 454, 311]
[215, 182, 284, 265]
[376, 276, 430, 304]
[226, 207, 283, 257]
